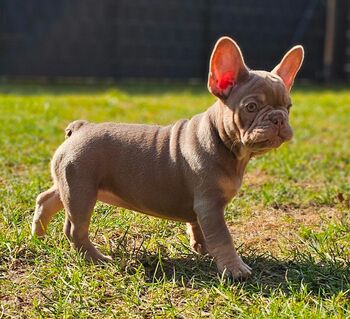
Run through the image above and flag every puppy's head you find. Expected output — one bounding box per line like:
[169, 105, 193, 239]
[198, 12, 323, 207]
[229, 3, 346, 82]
[208, 37, 304, 154]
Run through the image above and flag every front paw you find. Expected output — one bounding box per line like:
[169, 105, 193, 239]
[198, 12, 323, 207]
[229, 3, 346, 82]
[191, 241, 208, 255]
[216, 256, 252, 280]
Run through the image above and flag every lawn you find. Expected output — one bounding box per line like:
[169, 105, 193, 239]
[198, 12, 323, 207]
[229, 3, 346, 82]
[0, 82, 349, 318]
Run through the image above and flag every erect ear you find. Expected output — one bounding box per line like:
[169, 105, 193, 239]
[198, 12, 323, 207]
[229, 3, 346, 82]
[272, 45, 304, 91]
[208, 37, 249, 99]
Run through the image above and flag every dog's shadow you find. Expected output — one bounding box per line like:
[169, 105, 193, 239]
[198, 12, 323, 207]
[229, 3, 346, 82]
[123, 250, 349, 297]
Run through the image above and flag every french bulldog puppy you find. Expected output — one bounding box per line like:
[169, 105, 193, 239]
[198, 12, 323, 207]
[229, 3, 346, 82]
[32, 37, 304, 279]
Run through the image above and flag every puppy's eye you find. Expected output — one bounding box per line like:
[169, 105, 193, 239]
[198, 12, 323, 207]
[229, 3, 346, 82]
[287, 104, 292, 113]
[246, 102, 258, 112]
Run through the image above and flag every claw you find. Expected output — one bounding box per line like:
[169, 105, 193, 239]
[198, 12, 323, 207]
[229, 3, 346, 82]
[217, 257, 252, 280]
[192, 242, 208, 255]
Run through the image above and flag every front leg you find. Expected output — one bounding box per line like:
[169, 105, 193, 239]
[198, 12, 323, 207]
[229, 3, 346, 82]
[194, 198, 251, 279]
[186, 221, 208, 255]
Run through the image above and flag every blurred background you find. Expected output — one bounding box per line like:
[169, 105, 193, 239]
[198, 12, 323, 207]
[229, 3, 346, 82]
[1, 3, 350, 317]
[0, 0, 348, 83]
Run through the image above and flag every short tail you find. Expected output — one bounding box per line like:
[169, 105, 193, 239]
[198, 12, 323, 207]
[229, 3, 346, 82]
[65, 120, 89, 138]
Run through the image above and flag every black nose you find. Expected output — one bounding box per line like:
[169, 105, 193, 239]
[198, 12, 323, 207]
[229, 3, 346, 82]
[269, 112, 285, 127]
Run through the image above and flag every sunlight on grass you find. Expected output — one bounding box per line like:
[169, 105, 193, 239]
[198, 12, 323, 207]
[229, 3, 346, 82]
[0, 82, 349, 318]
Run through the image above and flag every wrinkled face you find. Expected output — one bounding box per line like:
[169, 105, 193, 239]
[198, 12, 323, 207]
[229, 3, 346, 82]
[225, 71, 293, 152]
[207, 37, 303, 155]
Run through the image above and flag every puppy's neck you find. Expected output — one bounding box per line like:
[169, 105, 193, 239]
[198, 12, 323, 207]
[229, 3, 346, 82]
[208, 101, 252, 161]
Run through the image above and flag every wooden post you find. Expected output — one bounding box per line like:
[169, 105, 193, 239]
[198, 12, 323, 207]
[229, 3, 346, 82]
[323, 0, 337, 81]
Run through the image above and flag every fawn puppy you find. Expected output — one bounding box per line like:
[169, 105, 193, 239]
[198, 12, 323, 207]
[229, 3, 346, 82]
[32, 37, 304, 279]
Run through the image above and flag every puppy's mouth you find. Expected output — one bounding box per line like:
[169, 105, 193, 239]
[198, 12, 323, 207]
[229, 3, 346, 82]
[244, 130, 292, 151]
[242, 110, 293, 151]
[248, 137, 282, 150]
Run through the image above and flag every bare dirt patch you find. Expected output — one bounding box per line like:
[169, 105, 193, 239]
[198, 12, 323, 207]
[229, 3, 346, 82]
[244, 169, 273, 187]
[229, 207, 341, 254]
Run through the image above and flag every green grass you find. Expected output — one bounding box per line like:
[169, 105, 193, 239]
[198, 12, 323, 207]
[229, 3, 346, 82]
[0, 82, 349, 318]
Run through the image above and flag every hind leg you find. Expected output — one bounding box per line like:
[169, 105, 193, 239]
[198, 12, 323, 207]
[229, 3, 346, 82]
[32, 186, 63, 237]
[61, 183, 111, 263]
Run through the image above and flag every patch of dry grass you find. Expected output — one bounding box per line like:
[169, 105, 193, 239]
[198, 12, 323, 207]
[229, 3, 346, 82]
[230, 206, 341, 254]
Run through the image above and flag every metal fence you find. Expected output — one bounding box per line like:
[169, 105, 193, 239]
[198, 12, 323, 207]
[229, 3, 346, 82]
[0, 0, 348, 81]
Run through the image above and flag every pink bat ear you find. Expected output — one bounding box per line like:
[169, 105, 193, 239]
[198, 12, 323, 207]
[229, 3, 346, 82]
[272, 45, 304, 91]
[208, 37, 249, 99]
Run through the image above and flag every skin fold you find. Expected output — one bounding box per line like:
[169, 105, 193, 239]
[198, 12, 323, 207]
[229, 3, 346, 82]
[32, 37, 304, 279]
